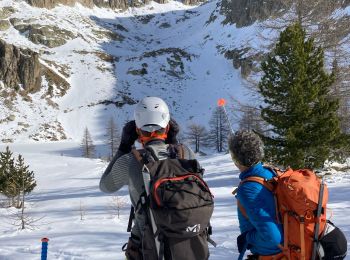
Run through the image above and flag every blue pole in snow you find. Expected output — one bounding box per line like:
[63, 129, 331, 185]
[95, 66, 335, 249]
[41, 237, 49, 260]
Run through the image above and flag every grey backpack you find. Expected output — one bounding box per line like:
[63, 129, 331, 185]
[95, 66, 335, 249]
[132, 144, 215, 260]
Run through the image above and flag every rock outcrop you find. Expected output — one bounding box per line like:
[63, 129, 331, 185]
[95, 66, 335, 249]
[25, 0, 203, 9]
[10, 19, 76, 48]
[0, 6, 16, 19]
[0, 7, 15, 31]
[221, 0, 350, 27]
[93, 0, 128, 9]
[27, 0, 132, 9]
[26, 0, 93, 9]
[220, 0, 288, 27]
[0, 20, 10, 31]
[0, 39, 41, 92]
[183, 0, 204, 5]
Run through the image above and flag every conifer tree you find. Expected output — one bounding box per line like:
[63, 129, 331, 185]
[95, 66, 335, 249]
[81, 127, 95, 158]
[0, 147, 16, 200]
[0, 147, 36, 208]
[13, 154, 36, 208]
[258, 23, 342, 169]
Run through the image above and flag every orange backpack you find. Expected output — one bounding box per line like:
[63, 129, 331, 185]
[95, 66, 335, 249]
[238, 168, 328, 260]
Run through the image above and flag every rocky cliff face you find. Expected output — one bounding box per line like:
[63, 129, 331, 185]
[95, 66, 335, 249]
[220, 0, 288, 27]
[26, 0, 203, 9]
[10, 18, 76, 48]
[0, 39, 41, 92]
[26, 0, 94, 9]
[220, 0, 350, 27]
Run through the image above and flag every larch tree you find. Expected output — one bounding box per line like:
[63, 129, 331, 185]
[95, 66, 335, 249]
[106, 117, 120, 160]
[208, 107, 230, 152]
[185, 123, 207, 153]
[81, 127, 96, 159]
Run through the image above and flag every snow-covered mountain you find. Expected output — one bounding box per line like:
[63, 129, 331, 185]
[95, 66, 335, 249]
[0, 0, 255, 143]
[0, 1, 350, 259]
[1, 0, 350, 144]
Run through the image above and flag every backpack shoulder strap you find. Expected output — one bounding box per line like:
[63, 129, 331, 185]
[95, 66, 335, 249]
[240, 176, 274, 192]
[167, 144, 185, 159]
[237, 176, 278, 221]
[177, 144, 185, 159]
[132, 149, 143, 164]
[237, 199, 248, 219]
[132, 147, 157, 166]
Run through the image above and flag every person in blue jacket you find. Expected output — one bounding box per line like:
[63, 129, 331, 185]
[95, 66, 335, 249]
[228, 130, 283, 259]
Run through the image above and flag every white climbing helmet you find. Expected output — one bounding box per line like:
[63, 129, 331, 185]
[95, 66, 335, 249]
[134, 97, 170, 131]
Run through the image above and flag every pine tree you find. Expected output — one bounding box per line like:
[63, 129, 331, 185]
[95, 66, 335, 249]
[13, 154, 36, 208]
[208, 107, 230, 152]
[0, 147, 36, 208]
[106, 117, 120, 160]
[0, 147, 16, 200]
[81, 127, 95, 158]
[258, 23, 343, 169]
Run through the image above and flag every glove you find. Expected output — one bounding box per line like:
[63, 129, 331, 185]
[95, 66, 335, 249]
[237, 231, 249, 253]
[118, 118, 179, 153]
[118, 120, 139, 154]
[165, 118, 179, 144]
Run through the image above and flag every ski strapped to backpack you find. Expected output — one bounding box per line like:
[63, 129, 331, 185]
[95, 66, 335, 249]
[127, 144, 215, 260]
[311, 177, 325, 260]
[236, 167, 328, 260]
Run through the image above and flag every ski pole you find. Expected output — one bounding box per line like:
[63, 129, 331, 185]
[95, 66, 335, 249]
[41, 237, 49, 260]
[132, 149, 162, 259]
[311, 177, 325, 260]
[238, 242, 247, 260]
[142, 164, 163, 260]
[217, 98, 234, 134]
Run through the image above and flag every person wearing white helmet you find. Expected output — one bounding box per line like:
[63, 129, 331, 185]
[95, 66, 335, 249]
[99, 97, 200, 260]
[134, 96, 171, 145]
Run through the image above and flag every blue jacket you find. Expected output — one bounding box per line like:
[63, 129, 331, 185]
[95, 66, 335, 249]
[236, 162, 283, 256]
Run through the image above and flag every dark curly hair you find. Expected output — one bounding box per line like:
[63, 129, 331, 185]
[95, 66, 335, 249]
[228, 130, 264, 167]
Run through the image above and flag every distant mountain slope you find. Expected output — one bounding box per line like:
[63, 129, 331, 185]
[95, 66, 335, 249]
[0, 0, 252, 142]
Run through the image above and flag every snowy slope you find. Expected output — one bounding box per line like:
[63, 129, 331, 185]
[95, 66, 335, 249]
[0, 0, 261, 143]
[0, 143, 349, 259]
[1, 1, 349, 258]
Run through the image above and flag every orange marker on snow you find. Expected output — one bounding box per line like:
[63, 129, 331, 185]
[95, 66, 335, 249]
[217, 98, 226, 107]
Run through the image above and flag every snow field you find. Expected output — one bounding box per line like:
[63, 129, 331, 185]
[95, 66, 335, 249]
[0, 142, 348, 259]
